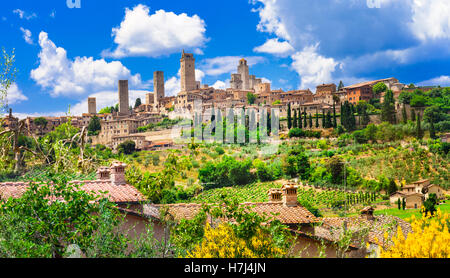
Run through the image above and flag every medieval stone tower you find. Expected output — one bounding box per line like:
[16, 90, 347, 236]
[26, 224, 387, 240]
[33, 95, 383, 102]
[238, 58, 250, 90]
[118, 80, 129, 116]
[88, 97, 97, 114]
[153, 71, 165, 105]
[180, 50, 196, 92]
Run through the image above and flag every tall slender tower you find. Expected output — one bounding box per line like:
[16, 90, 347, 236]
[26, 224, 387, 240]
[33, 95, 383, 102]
[238, 58, 250, 90]
[118, 80, 129, 116]
[180, 50, 196, 92]
[88, 97, 97, 114]
[153, 71, 165, 105]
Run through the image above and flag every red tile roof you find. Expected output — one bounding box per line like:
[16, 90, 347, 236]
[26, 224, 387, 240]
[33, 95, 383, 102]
[317, 215, 412, 247]
[0, 180, 146, 204]
[144, 202, 318, 225]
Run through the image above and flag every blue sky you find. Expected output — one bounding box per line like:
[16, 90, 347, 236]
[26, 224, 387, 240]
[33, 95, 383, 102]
[1, 0, 450, 118]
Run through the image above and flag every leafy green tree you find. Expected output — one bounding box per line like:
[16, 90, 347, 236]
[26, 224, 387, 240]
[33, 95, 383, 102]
[87, 115, 101, 136]
[282, 145, 310, 179]
[373, 82, 388, 97]
[327, 156, 344, 184]
[247, 92, 256, 105]
[423, 193, 438, 216]
[0, 48, 18, 110]
[134, 98, 142, 109]
[0, 176, 103, 258]
[117, 140, 136, 155]
[98, 107, 112, 114]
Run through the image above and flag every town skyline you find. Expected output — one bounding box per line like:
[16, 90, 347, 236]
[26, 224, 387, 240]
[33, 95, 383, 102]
[1, 0, 450, 118]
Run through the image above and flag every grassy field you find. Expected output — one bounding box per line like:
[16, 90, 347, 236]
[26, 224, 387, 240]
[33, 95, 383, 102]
[374, 200, 450, 220]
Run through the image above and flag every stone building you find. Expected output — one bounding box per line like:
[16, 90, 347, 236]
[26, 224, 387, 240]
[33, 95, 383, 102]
[343, 78, 401, 105]
[153, 71, 165, 106]
[180, 50, 197, 92]
[118, 80, 130, 116]
[88, 97, 97, 114]
[230, 58, 262, 90]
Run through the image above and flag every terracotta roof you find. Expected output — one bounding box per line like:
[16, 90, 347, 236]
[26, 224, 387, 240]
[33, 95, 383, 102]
[0, 180, 146, 204]
[343, 78, 397, 90]
[317, 215, 412, 247]
[144, 202, 318, 225]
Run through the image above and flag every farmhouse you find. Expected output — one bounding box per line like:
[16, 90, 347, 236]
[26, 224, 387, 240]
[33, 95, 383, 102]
[389, 179, 446, 209]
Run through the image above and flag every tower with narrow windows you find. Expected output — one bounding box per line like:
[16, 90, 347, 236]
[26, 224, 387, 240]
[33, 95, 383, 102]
[180, 50, 196, 92]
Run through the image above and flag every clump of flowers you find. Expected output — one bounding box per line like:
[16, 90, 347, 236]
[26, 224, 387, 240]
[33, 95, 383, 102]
[187, 223, 285, 258]
[379, 209, 450, 258]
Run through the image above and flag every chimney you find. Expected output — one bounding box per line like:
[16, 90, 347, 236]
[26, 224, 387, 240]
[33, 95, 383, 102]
[268, 188, 283, 203]
[110, 161, 127, 185]
[360, 206, 375, 221]
[96, 166, 110, 181]
[282, 183, 299, 207]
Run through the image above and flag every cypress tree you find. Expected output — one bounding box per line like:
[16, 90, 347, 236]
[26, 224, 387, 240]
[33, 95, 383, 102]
[326, 111, 332, 128]
[322, 109, 326, 128]
[298, 109, 302, 129]
[411, 109, 416, 122]
[430, 120, 437, 140]
[402, 104, 408, 124]
[333, 101, 337, 128]
[315, 109, 319, 128]
[303, 111, 307, 128]
[397, 198, 401, 210]
[416, 113, 424, 140]
[293, 109, 298, 129]
[287, 103, 292, 130]
[309, 114, 313, 128]
[402, 198, 406, 210]
[381, 89, 396, 124]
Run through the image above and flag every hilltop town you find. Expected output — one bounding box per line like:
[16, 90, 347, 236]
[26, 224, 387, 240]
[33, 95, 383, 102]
[1, 51, 450, 260]
[2, 50, 434, 152]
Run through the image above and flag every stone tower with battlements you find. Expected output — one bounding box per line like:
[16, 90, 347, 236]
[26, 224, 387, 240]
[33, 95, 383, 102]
[180, 50, 196, 92]
[88, 97, 97, 114]
[118, 80, 129, 116]
[153, 71, 165, 105]
[238, 58, 250, 90]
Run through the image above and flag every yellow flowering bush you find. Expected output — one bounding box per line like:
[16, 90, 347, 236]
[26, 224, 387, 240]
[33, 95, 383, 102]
[379, 209, 450, 258]
[187, 223, 285, 258]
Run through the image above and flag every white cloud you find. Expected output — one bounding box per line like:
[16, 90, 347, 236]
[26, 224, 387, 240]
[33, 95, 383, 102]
[31, 31, 145, 98]
[291, 44, 339, 90]
[3, 83, 28, 105]
[5, 111, 66, 120]
[253, 38, 294, 57]
[418, 75, 450, 87]
[199, 56, 265, 76]
[13, 9, 37, 20]
[251, 0, 291, 41]
[103, 4, 207, 58]
[195, 69, 205, 83]
[410, 0, 450, 41]
[212, 80, 227, 90]
[165, 76, 181, 97]
[20, 27, 33, 44]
